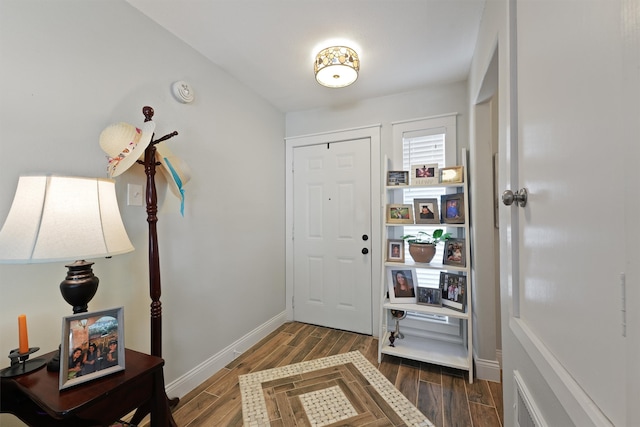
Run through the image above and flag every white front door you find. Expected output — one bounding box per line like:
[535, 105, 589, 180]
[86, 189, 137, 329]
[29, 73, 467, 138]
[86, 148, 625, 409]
[292, 138, 372, 334]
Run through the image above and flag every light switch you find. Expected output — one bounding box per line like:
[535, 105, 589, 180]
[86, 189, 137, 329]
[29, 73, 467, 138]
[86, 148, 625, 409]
[127, 184, 143, 206]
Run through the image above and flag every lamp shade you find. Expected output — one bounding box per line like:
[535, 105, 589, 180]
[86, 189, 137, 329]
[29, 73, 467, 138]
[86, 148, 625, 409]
[314, 46, 360, 88]
[0, 176, 134, 263]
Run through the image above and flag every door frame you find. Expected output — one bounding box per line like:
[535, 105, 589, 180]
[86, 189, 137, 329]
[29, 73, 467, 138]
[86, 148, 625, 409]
[285, 125, 381, 335]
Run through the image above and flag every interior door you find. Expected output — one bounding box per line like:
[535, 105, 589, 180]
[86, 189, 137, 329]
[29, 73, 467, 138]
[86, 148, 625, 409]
[292, 138, 372, 335]
[500, 1, 633, 425]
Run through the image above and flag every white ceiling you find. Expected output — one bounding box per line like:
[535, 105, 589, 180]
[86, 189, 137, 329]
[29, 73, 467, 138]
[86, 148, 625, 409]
[126, 0, 486, 113]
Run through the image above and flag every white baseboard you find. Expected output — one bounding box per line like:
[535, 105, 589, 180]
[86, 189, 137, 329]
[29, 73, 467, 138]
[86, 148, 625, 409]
[475, 356, 502, 383]
[165, 311, 287, 399]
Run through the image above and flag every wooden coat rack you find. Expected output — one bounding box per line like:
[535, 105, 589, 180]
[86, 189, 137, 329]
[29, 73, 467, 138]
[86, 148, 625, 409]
[130, 106, 179, 426]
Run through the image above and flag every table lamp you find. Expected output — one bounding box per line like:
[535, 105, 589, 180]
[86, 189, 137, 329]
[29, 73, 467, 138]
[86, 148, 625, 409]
[0, 176, 134, 371]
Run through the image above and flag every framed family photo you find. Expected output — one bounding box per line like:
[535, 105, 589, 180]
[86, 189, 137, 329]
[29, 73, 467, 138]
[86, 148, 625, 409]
[60, 307, 125, 390]
[410, 163, 438, 185]
[387, 170, 409, 186]
[387, 268, 417, 304]
[386, 204, 414, 224]
[439, 272, 467, 312]
[417, 287, 442, 307]
[413, 198, 440, 224]
[443, 238, 466, 267]
[440, 166, 464, 183]
[386, 239, 405, 262]
[440, 193, 465, 224]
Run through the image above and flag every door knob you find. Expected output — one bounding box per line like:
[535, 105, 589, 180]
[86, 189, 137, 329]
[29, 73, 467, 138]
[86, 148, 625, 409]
[502, 188, 528, 207]
[362, 248, 369, 255]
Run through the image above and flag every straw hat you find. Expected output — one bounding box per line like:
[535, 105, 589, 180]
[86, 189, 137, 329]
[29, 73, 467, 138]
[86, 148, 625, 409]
[155, 142, 191, 214]
[99, 121, 155, 177]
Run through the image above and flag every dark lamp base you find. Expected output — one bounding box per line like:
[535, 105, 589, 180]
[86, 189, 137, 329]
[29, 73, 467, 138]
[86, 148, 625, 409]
[46, 345, 62, 372]
[45, 260, 101, 372]
[60, 260, 99, 314]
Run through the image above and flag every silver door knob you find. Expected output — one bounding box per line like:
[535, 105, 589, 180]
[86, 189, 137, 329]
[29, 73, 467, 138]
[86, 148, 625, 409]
[502, 188, 528, 207]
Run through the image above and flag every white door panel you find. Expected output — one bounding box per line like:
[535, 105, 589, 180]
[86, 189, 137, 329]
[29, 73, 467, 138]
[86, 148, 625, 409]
[292, 139, 372, 334]
[501, 1, 633, 425]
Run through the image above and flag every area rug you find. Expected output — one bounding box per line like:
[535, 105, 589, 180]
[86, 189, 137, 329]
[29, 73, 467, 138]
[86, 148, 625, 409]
[240, 350, 433, 426]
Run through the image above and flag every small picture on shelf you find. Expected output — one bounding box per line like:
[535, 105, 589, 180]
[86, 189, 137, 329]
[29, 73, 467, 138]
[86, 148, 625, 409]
[410, 163, 438, 185]
[386, 239, 405, 262]
[387, 170, 409, 186]
[386, 204, 414, 224]
[440, 193, 465, 224]
[439, 272, 467, 312]
[443, 238, 466, 267]
[413, 198, 440, 224]
[388, 268, 417, 304]
[440, 166, 464, 183]
[417, 287, 442, 307]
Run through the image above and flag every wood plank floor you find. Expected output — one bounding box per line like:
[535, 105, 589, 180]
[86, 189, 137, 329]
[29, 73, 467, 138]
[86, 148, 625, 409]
[148, 322, 504, 427]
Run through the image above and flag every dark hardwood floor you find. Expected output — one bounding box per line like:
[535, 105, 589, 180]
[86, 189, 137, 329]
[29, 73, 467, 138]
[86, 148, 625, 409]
[146, 322, 504, 426]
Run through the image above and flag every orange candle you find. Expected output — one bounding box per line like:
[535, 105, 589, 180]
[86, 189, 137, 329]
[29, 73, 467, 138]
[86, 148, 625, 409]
[18, 314, 29, 354]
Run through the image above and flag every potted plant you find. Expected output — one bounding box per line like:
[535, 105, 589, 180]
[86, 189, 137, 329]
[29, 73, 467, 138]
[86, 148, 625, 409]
[401, 229, 451, 263]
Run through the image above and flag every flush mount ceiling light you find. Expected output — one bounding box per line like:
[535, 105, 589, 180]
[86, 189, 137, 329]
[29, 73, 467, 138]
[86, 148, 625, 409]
[314, 46, 360, 88]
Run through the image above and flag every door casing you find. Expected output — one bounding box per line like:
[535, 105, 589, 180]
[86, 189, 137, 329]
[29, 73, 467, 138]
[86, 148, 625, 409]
[285, 125, 381, 336]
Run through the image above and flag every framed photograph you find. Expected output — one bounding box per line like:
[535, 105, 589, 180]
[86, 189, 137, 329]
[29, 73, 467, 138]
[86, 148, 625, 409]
[60, 307, 125, 390]
[413, 198, 440, 224]
[387, 268, 417, 304]
[410, 163, 438, 185]
[387, 170, 409, 186]
[417, 287, 442, 307]
[386, 239, 405, 262]
[440, 166, 464, 183]
[440, 193, 465, 224]
[439, 272, 467, 312]
[443, 238, 466, 267]
[386, 204, 414, 224]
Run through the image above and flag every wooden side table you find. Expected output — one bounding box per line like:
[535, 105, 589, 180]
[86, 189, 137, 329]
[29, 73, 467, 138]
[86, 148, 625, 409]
[0, 348, 177, 427]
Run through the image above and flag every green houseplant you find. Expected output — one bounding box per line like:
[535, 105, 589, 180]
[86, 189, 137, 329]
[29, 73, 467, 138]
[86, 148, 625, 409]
[401, 229, 451, 263]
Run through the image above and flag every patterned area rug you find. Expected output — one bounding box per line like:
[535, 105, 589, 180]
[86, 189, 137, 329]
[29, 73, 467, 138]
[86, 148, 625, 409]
[240, 351, 433, 427]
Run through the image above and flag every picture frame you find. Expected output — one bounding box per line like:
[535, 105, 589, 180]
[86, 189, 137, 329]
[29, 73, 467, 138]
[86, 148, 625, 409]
[386, 204, 414, 224]
[386, 239, 405, 262]
[60, 307, 125, 390]
[410, 163, 438, 185]
[387, 268, 417, 304]
[440, 193, 465, 224]
[417, 287, 442, 307]
[439, 272, 467, 312]
[443, 238, 466, 267]
[387, 170, 409, 186]
[413, 198, 440, 224]
[440, 166, 464, 183]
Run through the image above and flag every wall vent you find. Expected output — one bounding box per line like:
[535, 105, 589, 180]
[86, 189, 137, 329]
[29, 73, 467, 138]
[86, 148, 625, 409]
[514, 370, 547, 427]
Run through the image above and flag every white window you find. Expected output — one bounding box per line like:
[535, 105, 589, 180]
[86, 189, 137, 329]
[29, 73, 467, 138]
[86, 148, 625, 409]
[391, 114, 458, 329]
[402, 132, 447, 288]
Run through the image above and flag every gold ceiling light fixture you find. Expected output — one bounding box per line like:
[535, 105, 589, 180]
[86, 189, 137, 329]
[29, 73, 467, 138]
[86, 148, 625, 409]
[314, 46, 360, 88]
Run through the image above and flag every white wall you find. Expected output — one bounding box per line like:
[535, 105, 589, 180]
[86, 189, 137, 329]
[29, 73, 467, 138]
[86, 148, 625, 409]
[0, 0, 285, 394]
[286, 82, 469, 159]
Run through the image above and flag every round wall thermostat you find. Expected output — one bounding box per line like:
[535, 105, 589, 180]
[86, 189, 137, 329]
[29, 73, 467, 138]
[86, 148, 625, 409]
[171, 81, 194, 104]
